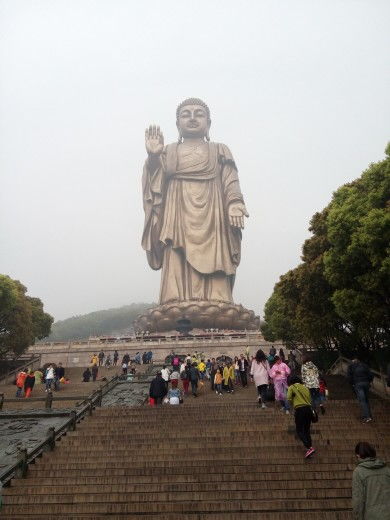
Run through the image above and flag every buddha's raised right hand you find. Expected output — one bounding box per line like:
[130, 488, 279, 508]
[145, 125, 164, 156]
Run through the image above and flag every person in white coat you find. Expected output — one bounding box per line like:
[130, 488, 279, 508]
[250, 350, 271, 408]
[45, 365, 55, 392]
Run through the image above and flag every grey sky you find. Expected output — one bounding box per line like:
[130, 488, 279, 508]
[1, 0, 389, 322]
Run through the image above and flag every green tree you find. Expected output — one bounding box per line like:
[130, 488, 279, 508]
[324, 147, 390, 350]
[262, 144, 390, 361]
[0, 274, 19, 354]
[28, 296, 54, 340]
[0, 275, 53, 358]
[262, 209, 341, 349]
[262, 287, 300, 346]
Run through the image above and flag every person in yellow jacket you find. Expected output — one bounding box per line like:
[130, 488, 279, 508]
[90, 354, 99, 366]
[34, 369, 43, 385]
[214, 368, 223, 395]
[198, 360, 206, 380]
[223, 362, 235, 393]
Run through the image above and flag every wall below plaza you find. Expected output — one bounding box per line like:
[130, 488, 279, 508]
[29, 334, 286, 367]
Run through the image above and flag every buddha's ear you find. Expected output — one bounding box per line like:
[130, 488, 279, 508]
[176, 121, 183, 143]
[206, 119, 211, 142]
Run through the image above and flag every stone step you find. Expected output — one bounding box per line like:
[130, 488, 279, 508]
[8, 478, 352, 493]
[0, 510, 354, 519]
[62, 432, 389, 442]
[85, 406, 390, 414]
[23, 467, 352, 480]
[29, 457, 354, 471]
[72, 420, 390, 428]
[49, 445, 384, 457]
[29, 449, 386, 467]
[1, 497, 352, 515]
[25, 453, 361, 466]
[4, 487, 352, 505]
[64, 425, 390, 435]
[61, 431, 388, 442]
[71, 422, 390, 429]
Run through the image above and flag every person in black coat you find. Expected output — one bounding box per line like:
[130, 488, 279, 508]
[54, 362, 65, 390]
[82, 368, 91, 382]
[238, 354, 249, 387]
[113, 350, 119, 366]
[189, 363, 200, 397]
[149, 371, 167, 405]
[347, 358, 374, 422]
[91, 364, 99, 382]
[210, 358, 218, 391]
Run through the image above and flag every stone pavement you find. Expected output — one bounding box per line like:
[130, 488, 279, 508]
[0, 366, 147, 410]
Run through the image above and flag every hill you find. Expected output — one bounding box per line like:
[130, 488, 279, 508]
[45, 303, 154, 341]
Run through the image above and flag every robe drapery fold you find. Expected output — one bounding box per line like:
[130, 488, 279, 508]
[141, 142, 245, 304]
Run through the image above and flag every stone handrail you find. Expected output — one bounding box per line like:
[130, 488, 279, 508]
[0, 355, 42, 385]
[329, 355, 390, 400]
[0, 374, 119, 486]
[0, 393, 93, 411]
[35, 331, 264, 347]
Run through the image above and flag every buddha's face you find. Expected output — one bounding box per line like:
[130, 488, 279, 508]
[177, 104, 210, 139]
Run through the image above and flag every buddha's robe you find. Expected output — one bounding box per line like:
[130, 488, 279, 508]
[141, 142, 245, 304]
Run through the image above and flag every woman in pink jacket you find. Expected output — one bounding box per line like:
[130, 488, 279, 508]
[250, 349, 270, 408]
[269, 355, 291, 414]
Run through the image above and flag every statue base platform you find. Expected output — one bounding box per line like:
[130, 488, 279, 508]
[133, 300, 260, 332]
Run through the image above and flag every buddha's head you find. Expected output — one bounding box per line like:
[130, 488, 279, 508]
[176, 98, 211, 141]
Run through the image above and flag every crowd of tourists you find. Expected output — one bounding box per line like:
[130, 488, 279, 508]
[147, 347, 390, 518]
[14, 362, 67, 397]
[148, 348, 383, 462]
[83, 349, 152, 381]
[87, 349, 153, 371]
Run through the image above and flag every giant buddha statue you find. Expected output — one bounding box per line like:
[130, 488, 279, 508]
[135, 98, 259, 331]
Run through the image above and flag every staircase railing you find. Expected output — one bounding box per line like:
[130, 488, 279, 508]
[0, 355, 42, 385]
[0, 373, 120, 487]
[328, 355, 390, 400]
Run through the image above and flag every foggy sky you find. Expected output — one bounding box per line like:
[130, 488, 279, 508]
[1, 0, 389, 322]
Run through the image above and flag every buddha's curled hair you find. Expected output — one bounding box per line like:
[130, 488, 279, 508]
[176, 98, 210, 120]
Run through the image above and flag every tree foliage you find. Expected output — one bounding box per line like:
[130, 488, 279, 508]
[262, 145, 390, 361]
[46, 303, 154, 341]
[0, 275, 54, 358]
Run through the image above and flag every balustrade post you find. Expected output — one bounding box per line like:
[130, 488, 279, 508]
[47, 426, 56, 450]
[45, 391, 53, 409]
[17, 447, 28, 478]
[69, 410, 77, 431]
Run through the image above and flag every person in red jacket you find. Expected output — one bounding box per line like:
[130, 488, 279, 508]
[15, 370, 27, 397]
[24, 370, 36, 398]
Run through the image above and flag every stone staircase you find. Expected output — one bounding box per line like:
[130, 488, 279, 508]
[2, 376, 390, 518]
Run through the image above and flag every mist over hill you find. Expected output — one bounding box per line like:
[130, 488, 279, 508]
[45, 303, 154, 341]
